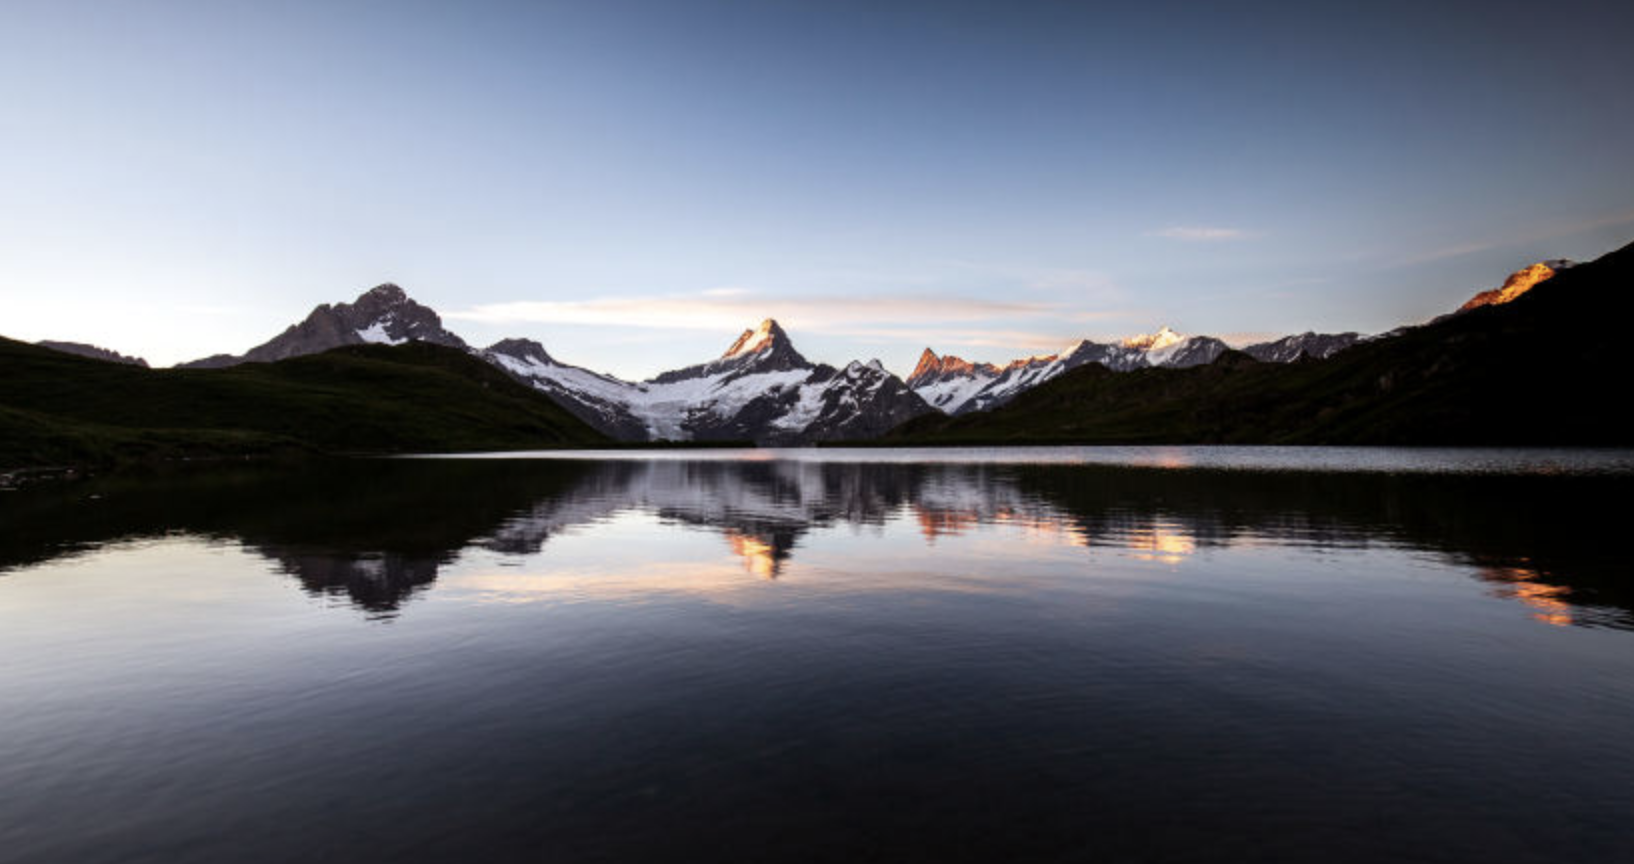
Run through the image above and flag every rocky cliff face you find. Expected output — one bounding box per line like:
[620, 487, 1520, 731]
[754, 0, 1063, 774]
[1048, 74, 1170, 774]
[179, 284, 467, 368]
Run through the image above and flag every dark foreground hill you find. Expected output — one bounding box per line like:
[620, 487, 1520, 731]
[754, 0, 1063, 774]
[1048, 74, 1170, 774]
[0, 339, 607, 471]
[882, 239, 1634, 447]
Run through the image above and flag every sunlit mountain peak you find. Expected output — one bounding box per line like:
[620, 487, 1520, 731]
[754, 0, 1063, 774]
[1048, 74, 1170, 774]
[1121, 326, 1186, 351]
[1460, 260, 1573, 311]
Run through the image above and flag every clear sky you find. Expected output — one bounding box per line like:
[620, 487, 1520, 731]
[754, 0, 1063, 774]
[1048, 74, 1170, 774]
[3, 0, 1631, 378]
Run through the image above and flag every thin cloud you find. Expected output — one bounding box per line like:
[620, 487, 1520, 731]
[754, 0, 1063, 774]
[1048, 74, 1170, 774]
[1219, 331, 1282, 347]
[448, 291, 1057, 333]
[844, 327, 1094, 356]
[1391, 207, 1634, 268]
[1148, 226, 1252, 241]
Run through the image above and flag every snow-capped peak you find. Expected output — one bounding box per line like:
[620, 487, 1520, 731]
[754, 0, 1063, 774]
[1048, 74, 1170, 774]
[723, 318, 788, 359]
[1121, 326, 1185, 352]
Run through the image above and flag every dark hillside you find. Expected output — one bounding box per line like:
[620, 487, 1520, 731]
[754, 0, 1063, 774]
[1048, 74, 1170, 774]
[1, 340, 607, 471]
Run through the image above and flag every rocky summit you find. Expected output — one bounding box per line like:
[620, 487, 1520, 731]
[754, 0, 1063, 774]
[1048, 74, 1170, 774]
[179, 283, 468, 368]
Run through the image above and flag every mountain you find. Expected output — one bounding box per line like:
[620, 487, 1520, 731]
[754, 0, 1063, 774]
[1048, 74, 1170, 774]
[179, 283, 467, 368]
[0, 337, 606, 471]
[487, 318, 933, 444]
[164, 284, 931, 445]
[906, 350, 1002, 412]
[909, 327, 1234, 415]
[35, 341, 149, 367]
[909, 324, 1380, 416]
[481, 338, 653, 440]
[1460, 259, 1573, 311]
[1240, 331, 1363, 363]
[83, 256, 1596, 447]
[882, 240, 1634, 446]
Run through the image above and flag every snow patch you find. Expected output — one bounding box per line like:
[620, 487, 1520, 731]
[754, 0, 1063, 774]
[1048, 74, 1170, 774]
[356, 322, 405, 345]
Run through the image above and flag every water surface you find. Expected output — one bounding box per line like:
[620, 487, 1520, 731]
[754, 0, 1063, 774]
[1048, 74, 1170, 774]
[2, 448, 1631, 863]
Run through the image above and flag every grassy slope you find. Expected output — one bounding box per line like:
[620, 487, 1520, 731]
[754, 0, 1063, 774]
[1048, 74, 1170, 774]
[0, 339, 607, 469]
[885, 240, 1634, 446]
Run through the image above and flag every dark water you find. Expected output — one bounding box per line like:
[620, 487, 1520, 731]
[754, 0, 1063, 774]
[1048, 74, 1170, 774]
[2, 449, 1632, 864]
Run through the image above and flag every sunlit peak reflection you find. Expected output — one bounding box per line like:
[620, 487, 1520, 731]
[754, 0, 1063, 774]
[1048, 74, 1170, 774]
[915, 508, 980, 541]
[725, 531, 783, 579]
[1478, 565, 1575, 627]
[912, 504, 1092, 548]
[1126, 523, 1197, 563]
[991, 511, 1092, 548]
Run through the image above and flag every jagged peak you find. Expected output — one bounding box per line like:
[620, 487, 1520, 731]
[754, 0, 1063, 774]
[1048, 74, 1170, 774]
[844, 358, 888, 377]
[909, 348, 944, 382]
[907, 347, 1003, 386]
[722, 318, 789, 359]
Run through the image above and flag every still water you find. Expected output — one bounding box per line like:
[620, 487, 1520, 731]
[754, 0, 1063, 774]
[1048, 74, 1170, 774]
[2, 448, 1631, 863]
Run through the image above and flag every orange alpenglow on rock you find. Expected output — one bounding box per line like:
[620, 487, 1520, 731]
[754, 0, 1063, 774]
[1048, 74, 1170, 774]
[908, 348, 1001, 386]
[1460, 261, 1566, 311]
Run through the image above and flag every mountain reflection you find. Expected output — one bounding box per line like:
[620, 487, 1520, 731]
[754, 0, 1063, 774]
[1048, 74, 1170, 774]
[0, 456, 1627, 627]
[259, 550, 442, 616]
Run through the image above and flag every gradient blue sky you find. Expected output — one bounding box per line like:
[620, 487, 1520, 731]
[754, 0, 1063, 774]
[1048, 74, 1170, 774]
[3, 0, 1631, 377]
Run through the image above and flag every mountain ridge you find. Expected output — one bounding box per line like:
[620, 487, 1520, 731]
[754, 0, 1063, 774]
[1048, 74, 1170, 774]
[879, 242, 1634, 446]
[35, 341, 150, 367]
[97, 254, 1606, 446]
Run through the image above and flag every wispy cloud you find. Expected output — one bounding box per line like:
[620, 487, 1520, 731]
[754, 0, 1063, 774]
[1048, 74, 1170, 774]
[841, 326, 1103, 355]
[448, 289, 1151, 371]
[1219, 331, 1282, 347]
[448, 291, 1057, 333]
[1391, 208, 1634, 268]
[1147, 226, 1253, 242]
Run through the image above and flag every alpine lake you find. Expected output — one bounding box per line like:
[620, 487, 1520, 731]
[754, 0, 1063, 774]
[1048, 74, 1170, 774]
[2, 446, 1632, 864]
